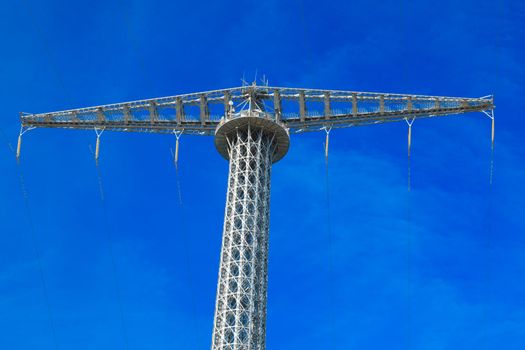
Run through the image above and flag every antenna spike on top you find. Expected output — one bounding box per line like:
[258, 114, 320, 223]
[260, 74, 269, 87]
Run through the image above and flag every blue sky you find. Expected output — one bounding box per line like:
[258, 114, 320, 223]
[0, 0, 524, 349]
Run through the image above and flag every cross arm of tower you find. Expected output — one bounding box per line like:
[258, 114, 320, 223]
[20, 86, 494, 134]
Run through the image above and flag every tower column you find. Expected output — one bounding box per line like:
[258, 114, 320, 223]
[212, 114, 289, 350]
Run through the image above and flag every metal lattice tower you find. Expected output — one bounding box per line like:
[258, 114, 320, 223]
[212, 112, 289, 350]
[18, 83, 494, 349]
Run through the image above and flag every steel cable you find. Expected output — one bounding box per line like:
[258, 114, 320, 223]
[490, 117, 495, 185]
[16, 1, 135, 347]
[10, 2, 76, 346]
[170, 143, 199, 346]
[118, 11, 200, 340]
[323, 132, 336, 349]
[399, 1, 415, 347]
[88, 147, 130, 350]
[0, 127, 60, 350]
[17, 164, 61, 350]
[483, 2, 504, 348]
[407, 121, 413, 192]
[299, 0, 337, 341]
[15, 0, 81, 339]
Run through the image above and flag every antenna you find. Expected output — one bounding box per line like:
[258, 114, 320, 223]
[260, 74, 269, 87]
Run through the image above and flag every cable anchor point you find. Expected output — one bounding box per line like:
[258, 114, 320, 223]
[482, 110, 495, 151]
[321, 125, 332, 162]
[482, 110, 495, 185]
[405, 118, 415, 191]
[405, 117, 415, 158]
[94, 127, 105, 165]
[173, 129, 183, 169]
[16, 124, 36, 163]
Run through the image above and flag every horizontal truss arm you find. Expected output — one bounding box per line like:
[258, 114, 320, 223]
[20, 86, 494, 135]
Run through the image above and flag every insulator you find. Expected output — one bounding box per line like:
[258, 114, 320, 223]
[407, 121, 413, 192]
[407, 124, 412, 158]
[325, 131, 330, 160]
[16, 134, 22, 161]
[490, 116, 495, 185]
[491, 117, 495, 150]
[95, 136, 100, 163]
[175, 137, 180, 167]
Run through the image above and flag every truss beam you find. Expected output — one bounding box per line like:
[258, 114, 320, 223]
[20, 86, 494, 135]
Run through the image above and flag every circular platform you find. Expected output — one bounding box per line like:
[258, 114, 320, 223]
[214, 113, 290, 163]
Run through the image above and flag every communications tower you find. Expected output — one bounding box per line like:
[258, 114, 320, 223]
[18, 83, 494, 349]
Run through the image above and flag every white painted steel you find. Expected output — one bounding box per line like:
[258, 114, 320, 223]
[211, 114, 288, 350]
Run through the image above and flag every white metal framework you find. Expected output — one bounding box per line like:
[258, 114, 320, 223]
[20, 85, 494, 135]
[17, 84, 495, 350]
[212, 115, 286, 350]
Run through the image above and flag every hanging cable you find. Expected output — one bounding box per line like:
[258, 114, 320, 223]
[0, 126, 60, 350]
[18, 163, 60, 350]
[16, 131, 22, 162]
[491, 116, 495, 151]
[93, 128, 105, 166]
[324, 126, 331, 162]
[482, 0, 504, 341]
[490, 112, 495, 185]
[15, 125, 36, 164]
[89, 138, 130, 350]
[168, 133, 199, 345]
[0, 126, 16, 154]
[322, 125, 335, 350]
[405, 118, 415, 191]
[15, 3, 84, 347]
[11, 2, 70, 343]
[172, 129, 183, 171]
[482, 110, 495, 185]
[399, 1, 416, 347]
[490, 115, 495, 185]
[83, 77, 132, 350]
[95, 168, 130, 350]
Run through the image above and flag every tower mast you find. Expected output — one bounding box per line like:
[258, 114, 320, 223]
[212, 89, 290, 348]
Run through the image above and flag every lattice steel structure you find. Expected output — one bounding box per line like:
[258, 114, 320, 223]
[212, 115, 288, 350]
[19, 84, 494, 350]
[20, 85, 493, 135]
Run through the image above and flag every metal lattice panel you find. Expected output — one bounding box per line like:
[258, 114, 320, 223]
[212, 125, 276, 350]
[19, 85, 494, 135]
